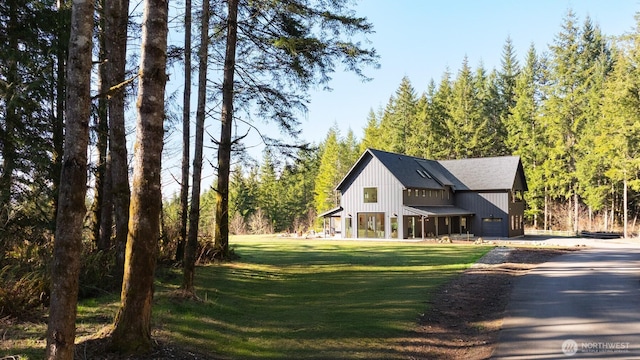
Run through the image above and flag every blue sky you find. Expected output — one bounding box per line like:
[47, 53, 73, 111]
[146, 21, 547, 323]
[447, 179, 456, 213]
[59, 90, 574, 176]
[298, 0, 639, 146]
[161, 0, 639, 194]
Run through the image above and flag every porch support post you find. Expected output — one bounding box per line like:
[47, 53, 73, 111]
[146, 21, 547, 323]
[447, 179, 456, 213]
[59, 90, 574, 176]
[421, 216, 425, 240]
[435, 216, 439, 236]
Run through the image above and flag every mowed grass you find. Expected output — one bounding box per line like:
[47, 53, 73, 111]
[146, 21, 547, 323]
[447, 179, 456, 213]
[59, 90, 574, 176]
[2, 236, 491, 359]
[154, 237, 490, 359]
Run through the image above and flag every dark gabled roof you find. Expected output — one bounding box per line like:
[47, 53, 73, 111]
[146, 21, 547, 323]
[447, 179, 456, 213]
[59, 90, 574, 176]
[317, 206, 342, 218]
[364, 149, 459, 190]
[336, 148, 527, 192]
[438, 156, 527, 191]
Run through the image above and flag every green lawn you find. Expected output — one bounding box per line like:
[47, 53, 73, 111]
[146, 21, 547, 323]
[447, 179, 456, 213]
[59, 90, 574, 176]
[2, 236, 491, 359]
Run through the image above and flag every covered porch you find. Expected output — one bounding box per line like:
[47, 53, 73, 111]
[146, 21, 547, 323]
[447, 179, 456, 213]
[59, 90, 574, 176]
[402, 206, 474, 240]
[318, 206, 342, 237]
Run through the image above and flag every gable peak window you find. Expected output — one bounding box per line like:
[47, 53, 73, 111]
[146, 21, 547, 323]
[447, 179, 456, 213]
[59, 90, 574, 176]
[364, 187, 378, 203]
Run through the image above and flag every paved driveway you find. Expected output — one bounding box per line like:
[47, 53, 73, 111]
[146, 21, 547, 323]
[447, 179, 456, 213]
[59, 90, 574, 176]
[493, 241, 640, 359]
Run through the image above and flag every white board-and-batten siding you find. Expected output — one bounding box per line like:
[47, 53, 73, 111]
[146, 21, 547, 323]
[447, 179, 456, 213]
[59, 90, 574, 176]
[339, 156, 403, 238]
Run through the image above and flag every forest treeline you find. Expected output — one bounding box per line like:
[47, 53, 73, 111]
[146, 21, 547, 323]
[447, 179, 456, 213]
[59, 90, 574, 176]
[1, 0, 639, 357]
[220, 11, 640, 239]
[1, 0, 377, 357]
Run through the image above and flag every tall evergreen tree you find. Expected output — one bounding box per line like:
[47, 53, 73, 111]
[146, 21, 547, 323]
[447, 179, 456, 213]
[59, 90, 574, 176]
[278, 148, 320, 232]
[45, 0, 94, 356]
[183, 0, 210, 295]
[339, 128, 361, 173]
[109, 0, 168, 351]
[575, 16, 613, 224]
[176, 0, 192, 263]
[0, 0, 63, 238]
[541, 10, 585, 231]
[497, 36, 520, 122]
[379, 76, 417, 154]
[359, 108, 382, 152]
[445, 56, 488, 158]
[105, 0, 131, 278]
[314, 127, 341, 214]
[212, 0, 378, 257]
[597, 26, 640, 237]
[429, 71, 454, 159]
[229, 164, 257, 227]
[257, 151, 281, 231]
[506, 44, 546, 227]
[543, 11, 612, 232]
[475, 65, 507, 155]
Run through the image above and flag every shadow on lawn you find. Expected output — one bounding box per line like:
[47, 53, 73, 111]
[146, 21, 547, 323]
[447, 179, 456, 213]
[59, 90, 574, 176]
[149, 244, 492, 359]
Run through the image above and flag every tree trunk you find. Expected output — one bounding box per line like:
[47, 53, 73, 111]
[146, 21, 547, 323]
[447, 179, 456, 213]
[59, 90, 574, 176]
[623, 177, 628, 238]
[543, 186, 548, 231]
[45, 0, 94, 357]
[176, 0, 192, 264]
[109, 0, 168, 353]
[105, 0, 131, 280]
[51, 2, 69, 225]
[183, 0, 208, 293]
[0, 0, 18, 227]
[573, 189, 579, 234]
[214, 0, 238, 259]
[93, 8, 111, 250]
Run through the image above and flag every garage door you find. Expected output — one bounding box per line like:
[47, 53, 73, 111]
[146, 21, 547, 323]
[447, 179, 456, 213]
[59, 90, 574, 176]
[482, 218, 503, 237]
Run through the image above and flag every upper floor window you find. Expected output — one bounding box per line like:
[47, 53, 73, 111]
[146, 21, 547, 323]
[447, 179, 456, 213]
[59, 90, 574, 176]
[364, 187, 378, 203]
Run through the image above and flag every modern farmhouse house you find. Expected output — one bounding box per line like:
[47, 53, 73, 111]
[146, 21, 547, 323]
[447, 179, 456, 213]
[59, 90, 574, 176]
[319, 148, 527, 239]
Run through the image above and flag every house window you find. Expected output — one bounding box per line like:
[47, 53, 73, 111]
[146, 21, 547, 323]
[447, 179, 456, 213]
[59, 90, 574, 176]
[357, 212, 385, 238]
[364, 187, 377, 203]
[345, 217, 353, 238]
[407, 189, 412, 197]
[390, 217, 398, 239]
[422, 190, 426, 197]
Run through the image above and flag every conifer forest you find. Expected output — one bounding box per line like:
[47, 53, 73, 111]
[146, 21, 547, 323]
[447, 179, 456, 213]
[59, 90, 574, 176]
[1, 0, 639, 357]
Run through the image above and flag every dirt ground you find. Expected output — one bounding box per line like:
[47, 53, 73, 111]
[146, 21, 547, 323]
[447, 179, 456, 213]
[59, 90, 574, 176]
[69, 246, 574, 359]
[401, 246, 575, 360]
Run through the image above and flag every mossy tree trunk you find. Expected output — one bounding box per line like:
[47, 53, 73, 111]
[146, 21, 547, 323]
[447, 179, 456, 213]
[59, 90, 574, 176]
[213, 0, 238, 259]
[45, 0, 94, 357]
[109, 0, 168, 353]
[105, 0, 131, 281]
[183, 0, 209, 294]
[176, 0, 192, 264]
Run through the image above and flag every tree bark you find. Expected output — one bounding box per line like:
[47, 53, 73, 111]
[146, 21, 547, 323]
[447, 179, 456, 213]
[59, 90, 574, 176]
[51, 2, 69, 225]
[45, 0, 94, 357]
[623, 177, 628, 238]
[214, 0, 238, 259]
[573, 189, 579, 234]
[109, 0, 168, 353]
[105, 0, 131, 279]
[0, 0, 18, 227]
[93, 6, 112, 250]
[183, 0, 209, 293]
[176, 0, 192, 264]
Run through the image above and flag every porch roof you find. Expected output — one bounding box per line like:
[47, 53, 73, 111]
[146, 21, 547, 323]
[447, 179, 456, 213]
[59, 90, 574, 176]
[403, 205, 474, 217]
[318, 206, 343, 218]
